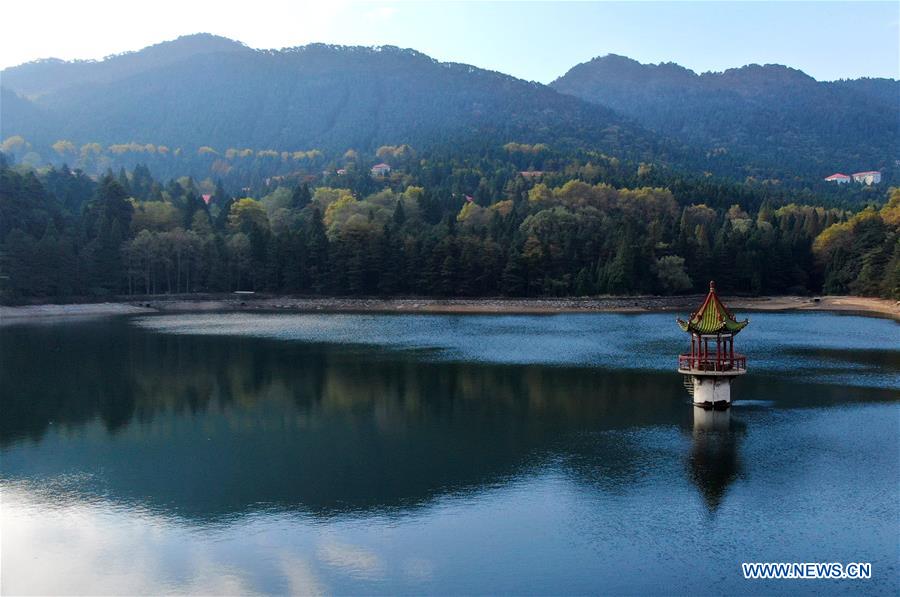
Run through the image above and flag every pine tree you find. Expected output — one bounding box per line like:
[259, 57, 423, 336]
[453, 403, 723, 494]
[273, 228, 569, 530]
[305, 207, 329, 293]
[392, 200, 406, 226]
[501, 246, 526, 296]
[291, 183, 312, 209]
[117, 168, 131, 197]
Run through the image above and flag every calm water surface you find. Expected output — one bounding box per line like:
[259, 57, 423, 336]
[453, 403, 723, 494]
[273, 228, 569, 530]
[1, 312, 898, 595]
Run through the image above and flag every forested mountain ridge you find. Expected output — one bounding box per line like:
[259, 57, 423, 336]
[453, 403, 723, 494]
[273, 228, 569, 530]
[551, 54, 899, 180]
[1, 35, 675, 170]
[4, 35, 895, 186]
[1, 33, 249, 98]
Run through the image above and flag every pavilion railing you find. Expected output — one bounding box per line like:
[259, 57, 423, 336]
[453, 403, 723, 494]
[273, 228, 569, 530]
[678, 353, 747, 373]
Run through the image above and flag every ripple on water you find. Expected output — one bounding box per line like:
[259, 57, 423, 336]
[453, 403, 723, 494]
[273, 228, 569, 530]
[133, 312, 900, 389]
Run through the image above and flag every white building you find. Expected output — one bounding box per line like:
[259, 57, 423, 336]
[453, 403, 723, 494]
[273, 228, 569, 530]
[824, 173, 851, 184]
[851, 171, 881, 185]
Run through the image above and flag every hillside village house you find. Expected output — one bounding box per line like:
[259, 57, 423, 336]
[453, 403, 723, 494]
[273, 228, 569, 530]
[371, 163, 392, 176]
[824, 173, 851, 184]
[852, 171, 882, 185]
[824, 171, 882, 185]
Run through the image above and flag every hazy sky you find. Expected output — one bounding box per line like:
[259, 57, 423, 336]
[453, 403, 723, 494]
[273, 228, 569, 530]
[2, 1, 898, 82]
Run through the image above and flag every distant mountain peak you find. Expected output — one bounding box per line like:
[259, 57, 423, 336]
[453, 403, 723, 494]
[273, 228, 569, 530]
[274, 42, 434, 64]
[551, 53, 897, 179]
[92, 32, 250, 64]
[149, 32, 249, 53]
[591, 53, 640, 65]
[1, 33, 250, 98]
[553, 54, 697, 88]
[716, 63, 817, 86]
[7, 33, 247, 71]
[558, 54, 820, 87]
[172, 32, 242, 43]
[588, 53, 693, 74]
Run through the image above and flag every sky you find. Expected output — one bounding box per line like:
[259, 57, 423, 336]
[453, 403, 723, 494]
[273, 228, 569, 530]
[2, 1, 898, 82]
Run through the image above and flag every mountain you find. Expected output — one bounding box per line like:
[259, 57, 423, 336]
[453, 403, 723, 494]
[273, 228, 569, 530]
[552, 54, 899, 179]
[1, 33, 249, 98]
[0, 35, 671, 166]
[4, 37, 895, 184]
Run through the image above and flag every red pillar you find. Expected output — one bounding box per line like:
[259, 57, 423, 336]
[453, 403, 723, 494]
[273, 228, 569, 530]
[695, 335, 698, 368]
[691, 334, 694, 369]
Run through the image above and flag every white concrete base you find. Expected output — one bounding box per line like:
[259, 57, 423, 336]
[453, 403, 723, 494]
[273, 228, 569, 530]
[693, 405, 730, 432]
[692, 376, 732, 409]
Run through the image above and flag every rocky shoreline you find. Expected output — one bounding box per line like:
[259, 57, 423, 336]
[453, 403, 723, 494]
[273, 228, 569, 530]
[1, 294, 898, 322]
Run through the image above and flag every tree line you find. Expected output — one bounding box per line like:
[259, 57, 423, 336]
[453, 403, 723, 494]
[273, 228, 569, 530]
[1, 154, 897, 302]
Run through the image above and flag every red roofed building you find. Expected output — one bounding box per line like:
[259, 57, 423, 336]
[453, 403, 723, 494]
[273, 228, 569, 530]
[851, 171, 881, 185]
[370, 163, 392, 177]
[202, 194, 212, 205]
[824, 173, 851, 184]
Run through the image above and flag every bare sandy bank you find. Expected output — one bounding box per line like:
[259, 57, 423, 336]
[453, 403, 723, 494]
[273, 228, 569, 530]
[0, 302, 155, 323]
[2, 294, 897, 323]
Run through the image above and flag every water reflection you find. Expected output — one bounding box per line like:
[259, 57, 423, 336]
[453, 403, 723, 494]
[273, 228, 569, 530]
[2, 318, 897, 521]
[687, 407, 744, 511]
[2, 315, 899, 595]
[0, 320, 679, 519]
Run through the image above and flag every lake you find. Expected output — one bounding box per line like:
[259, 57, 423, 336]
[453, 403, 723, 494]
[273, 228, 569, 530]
[1, 311, 898, 595]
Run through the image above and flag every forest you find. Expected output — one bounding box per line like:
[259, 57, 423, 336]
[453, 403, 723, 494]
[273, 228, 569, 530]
[1, 148, 897, 303]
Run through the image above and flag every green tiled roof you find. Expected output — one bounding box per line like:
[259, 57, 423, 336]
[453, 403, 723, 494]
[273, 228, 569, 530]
[677, 281, 749, 335]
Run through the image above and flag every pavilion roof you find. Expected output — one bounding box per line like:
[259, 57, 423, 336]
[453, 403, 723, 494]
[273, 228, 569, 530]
[677, 281, 749, 335]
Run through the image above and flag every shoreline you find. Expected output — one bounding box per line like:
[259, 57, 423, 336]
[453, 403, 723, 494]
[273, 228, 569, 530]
[1, 294, 897, 322]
